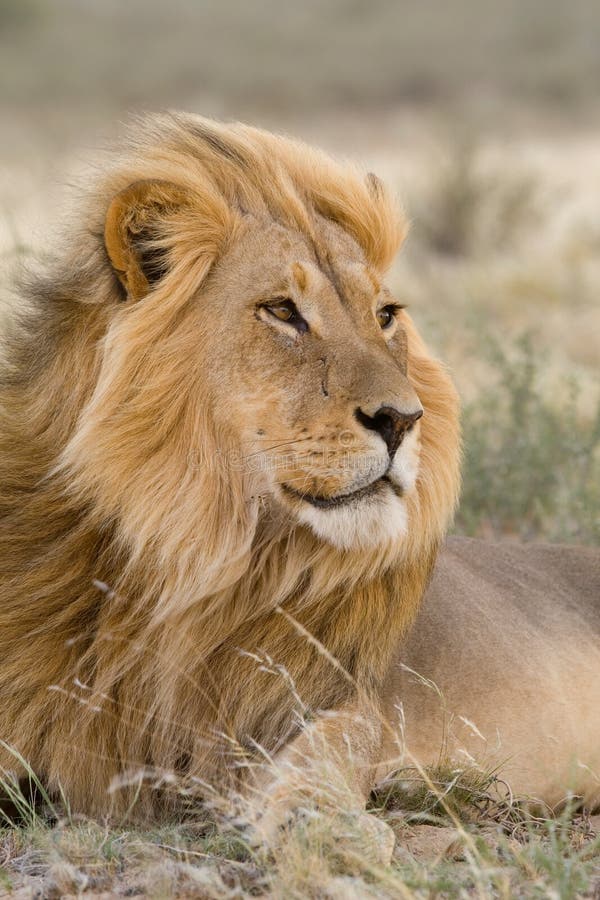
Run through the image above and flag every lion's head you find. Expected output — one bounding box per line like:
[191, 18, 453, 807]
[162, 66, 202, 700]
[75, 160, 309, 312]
[0, 114, 461, 813]
[57, 115, 460, 569]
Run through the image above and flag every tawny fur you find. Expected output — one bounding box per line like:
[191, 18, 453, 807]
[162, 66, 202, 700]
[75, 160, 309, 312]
[0, 114, 460, 817]
[385, 536, 600, 809]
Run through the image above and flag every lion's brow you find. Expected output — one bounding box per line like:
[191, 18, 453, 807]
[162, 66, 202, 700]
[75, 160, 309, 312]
[365, 267, 381, 295]
[319, 249, 350, 308]
[292, 262, 308, 292]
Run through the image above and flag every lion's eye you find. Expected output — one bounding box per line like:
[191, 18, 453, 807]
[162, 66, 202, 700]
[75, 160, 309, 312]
[377, 304, 399, 330]
[269, 301, 295, 321]
[262, 300, 309, 333]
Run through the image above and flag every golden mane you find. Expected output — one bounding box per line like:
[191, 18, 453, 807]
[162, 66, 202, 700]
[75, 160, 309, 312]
[0, 113, 460, 817]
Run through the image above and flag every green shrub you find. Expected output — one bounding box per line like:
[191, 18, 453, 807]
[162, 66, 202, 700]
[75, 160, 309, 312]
[456, 333, 600, 543]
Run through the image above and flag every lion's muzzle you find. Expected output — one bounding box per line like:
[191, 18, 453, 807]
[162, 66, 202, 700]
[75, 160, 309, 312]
[355, 404, 423, 458]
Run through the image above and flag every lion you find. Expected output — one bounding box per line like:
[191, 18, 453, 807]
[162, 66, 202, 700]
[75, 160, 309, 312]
[0, 113, 597, 831]
[0, 112, 460, 819]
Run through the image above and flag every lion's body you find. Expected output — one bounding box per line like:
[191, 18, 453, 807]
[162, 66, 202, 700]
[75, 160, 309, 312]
[385, 536, 600, 807]
[0, 113, 596, 825]
[0, 114, 459, 817]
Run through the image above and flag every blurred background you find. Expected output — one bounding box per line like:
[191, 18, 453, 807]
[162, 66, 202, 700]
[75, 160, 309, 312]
[1, 0, 598, 543]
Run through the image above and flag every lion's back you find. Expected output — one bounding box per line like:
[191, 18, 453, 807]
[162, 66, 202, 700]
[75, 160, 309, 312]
[431, 534, 599, 625]
[384, 536, 600, 807]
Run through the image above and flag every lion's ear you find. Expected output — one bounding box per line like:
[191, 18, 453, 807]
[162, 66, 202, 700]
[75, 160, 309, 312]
[104, 179, 189, 300]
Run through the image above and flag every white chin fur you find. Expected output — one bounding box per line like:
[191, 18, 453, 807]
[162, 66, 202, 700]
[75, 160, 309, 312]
[297, 489, 408, 551]
[297, 427, 421, 551]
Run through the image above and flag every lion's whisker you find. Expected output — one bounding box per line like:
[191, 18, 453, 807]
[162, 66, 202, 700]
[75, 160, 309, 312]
[244, 437, 315, 458]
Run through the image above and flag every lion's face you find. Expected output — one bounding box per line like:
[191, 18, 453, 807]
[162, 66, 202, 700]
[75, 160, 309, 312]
[81, 118, 459, 576]
[199, 217, 422, 550]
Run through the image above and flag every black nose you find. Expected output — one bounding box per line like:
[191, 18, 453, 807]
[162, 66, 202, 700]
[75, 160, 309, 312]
[355, 405, 423, 457]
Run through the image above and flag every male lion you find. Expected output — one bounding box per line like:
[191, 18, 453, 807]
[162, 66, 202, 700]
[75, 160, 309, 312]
[0, 114, 597, 829]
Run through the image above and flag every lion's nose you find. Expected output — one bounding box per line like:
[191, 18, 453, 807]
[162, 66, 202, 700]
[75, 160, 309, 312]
[355, 405, 423, 457]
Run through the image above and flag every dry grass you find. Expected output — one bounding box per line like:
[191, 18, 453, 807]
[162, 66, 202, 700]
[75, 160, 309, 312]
[1, 748, 599, 899]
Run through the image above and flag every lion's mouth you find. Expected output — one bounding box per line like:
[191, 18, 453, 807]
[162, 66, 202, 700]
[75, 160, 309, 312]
[281, 475, 402, 510]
